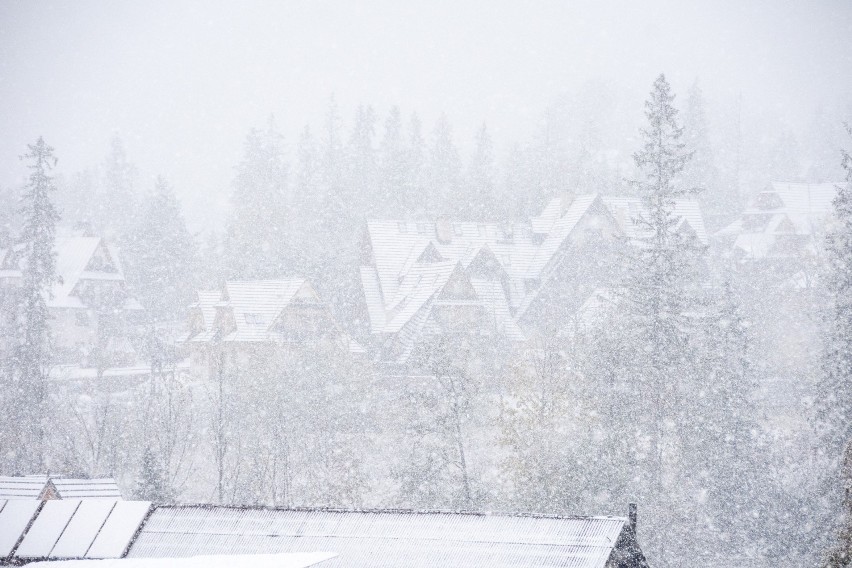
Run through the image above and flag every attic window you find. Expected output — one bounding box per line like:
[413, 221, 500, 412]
[244, 313, 264, 325]
[398, 222, 408, 233]
[756, 192, 784, 210]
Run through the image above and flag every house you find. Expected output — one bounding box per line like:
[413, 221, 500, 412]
[360, 192, 706, 364]
[0, 233, 143, 365]
[182, 279, 364, 382]
[0, 476, 123, 500]
[2, 503, 649, 567]
[715, 181, 842, 263]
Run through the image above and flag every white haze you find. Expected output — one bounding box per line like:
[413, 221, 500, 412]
[1, 0, 850, 228]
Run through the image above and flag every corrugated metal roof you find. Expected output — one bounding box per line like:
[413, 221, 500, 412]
[9, 499, 151, 561]
[128, 506, 628, 568]
[53, 478, 123, 499]
[27, 552, 339, 568]
[0, 499, 42, 556]
[0, 475, 49, 499]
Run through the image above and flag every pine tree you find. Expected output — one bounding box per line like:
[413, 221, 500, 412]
[819, 126, 852, 566]
[427, 114, 462, 216]
[379, 106, 409, 215]
[125, 176, 198, 321]
[344, 104, 378, 220]
[681, 81, 725, 218]
[467, 123, 496, 219]
[617, 74, 704, 563]
[100, 137, 137, 241]
[135, 445, 171, 502]
[406, 112, 427, 215]
[224, 117, 290, 278]
[14, 137, 61, 472]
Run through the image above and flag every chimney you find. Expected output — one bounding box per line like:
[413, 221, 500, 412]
[435, 216, 453, 244]
[628, 503, 637, 534]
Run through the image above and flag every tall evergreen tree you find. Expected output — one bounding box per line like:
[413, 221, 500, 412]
[818, 126, 852, 566]
[617, 74, 703, 564]
[345, 104, 378, 220]
[224, 117, 290, 278]
[125, 176, 198, 321]
[681, 81, 725, 218]
[406, 112, 427, 215]
[467, 123, 496, 219]
[379, 106, 409, 215]
[101, 137, 137, 241]
[14, 137, 61, 472]
[427, 114, 462, 216]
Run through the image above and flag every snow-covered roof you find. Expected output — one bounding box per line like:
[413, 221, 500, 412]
[2, 499, 150, 561]
[0, 235, 143, 311]
[0, 475, 49, 499]
[362, 193, 706, 358]
[128, 506, 640, 568]
[715, 181, 843, 259]
[27, 553, 338, 568]
[0, 476, 123, 500]
[185, 280, 364, 354]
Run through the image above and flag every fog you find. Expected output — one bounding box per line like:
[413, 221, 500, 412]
[3, 2, 852, 568]
[2, 0, 850, 227]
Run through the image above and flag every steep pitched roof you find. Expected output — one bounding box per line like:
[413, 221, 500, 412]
[0, 476, 122, 500]
[715, 181, 842, 259]
[0, 235, 142, 311]
[128, 505, 642, 568]
[221, 279, 308, 342]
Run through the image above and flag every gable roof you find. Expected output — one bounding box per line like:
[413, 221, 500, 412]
[0, 476, 123, 500]
[185, 280, 363, 354]
[362, 193, 708, 359]
[715, 180, 843, 259]
[128, 506, 641, 568]
[0, 235, 142, 311]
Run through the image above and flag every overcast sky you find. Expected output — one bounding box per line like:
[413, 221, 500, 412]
[1, 0, 850, 228]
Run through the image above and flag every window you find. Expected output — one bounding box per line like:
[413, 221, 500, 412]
[243, 313, 264, 325]
[416, 223, 428, 234]
[477, 224, 486, 236]
[398, 222, 408, 233]
[453, 223, 464, 236]
[501, 254, 512, 267]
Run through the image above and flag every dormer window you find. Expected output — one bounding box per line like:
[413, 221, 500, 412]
[244, 313, 264, 325]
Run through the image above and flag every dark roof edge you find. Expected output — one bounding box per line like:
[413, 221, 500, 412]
[151, 503, 627, 522]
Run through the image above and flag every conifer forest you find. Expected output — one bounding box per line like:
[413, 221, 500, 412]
[1, 2, 852, 567]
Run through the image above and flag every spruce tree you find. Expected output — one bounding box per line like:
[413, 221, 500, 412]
[379, 106, 409, 215]
[467, 123, 496, 219]
[224, 117, 290, 278]
[406, 112, 427, 215]
[14, 137, 61, 472]
[125, 176, 198, 321]
[681, 81, 725, 219]
[819, 126, 852, 566]
[427, 114, 462, 216]
[617, 74, 703, 563]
